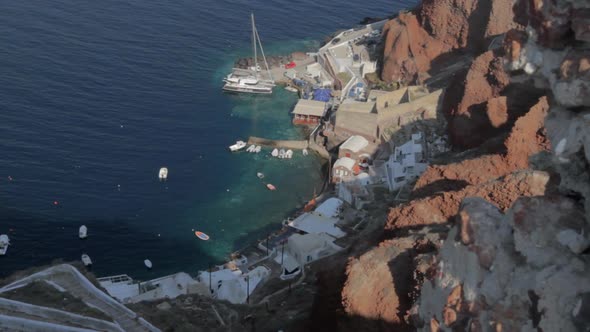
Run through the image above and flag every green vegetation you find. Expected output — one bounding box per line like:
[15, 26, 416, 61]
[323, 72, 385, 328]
[365, 72, 402, 91]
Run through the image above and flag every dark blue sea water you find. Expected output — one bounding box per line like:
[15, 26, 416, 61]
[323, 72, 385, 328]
[0, 0, 414, 279]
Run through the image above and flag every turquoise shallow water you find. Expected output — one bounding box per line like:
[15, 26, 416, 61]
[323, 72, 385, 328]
[0, 0, 415, 279]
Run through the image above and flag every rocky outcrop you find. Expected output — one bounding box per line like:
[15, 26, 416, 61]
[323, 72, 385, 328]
[338, 0, 589, 329]
[386, 170, 549, 231]
[504, 0, 590, 223]
[411, 0, 590, 328]
[413, 197, 590, 331]
[341, 231, 442, 330]
[414, 95, 549, 195]
[380, 0, 522, 84]
[342, 237, 415, 326]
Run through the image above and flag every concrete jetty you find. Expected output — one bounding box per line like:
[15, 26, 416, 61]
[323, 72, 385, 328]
[247, 136, 309, 150]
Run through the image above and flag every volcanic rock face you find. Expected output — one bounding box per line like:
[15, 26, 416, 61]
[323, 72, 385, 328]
[386, 170, 549, 231]
[380, 0, 521, 84]
[337, 0, 589, 329]
[411, 0, 590, 328]
[415, 197, 590, 331]
[413, 95, 549, 196]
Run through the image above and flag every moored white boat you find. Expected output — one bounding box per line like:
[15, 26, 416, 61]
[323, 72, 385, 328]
[229, 141, 247, 152]
[257, 172, 265, 179]
[144, 259, 153, 269]
[302, 148, 309, 156]
[285, 86, 298, 93]
[79, 225, 88, 239]
[254, 145, 261, 153]
[81, 254, 92, 267]
[247, 144, 256, 152]
[278, 149, 286, 159]
[271, 148, 279, 157]
[223, 14, 275, 94]
[0, 235, 10, 256]
[159, 167, 168, 180]
[285, 150, 293, 159]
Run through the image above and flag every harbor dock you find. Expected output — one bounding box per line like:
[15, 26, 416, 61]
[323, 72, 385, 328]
[247, 136, 309, 150]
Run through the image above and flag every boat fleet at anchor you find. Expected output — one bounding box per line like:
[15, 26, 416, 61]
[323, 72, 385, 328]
[228, 140, 309, 159]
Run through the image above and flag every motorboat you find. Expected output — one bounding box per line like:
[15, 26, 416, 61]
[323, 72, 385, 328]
[266, 184, 277, 191]
[247, 144, 256, 152]
[159, 167, 168, 180]
[254, 146, 261, 153]
[271, 148, 279, 157]
[81, 254, 92, 267]
[195, 231, 210, 241]
[257, 172, 264, 179]
[285, 86, 298, 93]
[285, 150, 293, 159]
[223, 14, 275, 94]
[0, 235, 10, 255]
[144, 259, 153, 269]
[278, 149, 286, 159]
[79, 225, 88, 239]
[229, 141, 247, 152]
[302, 148, 309, 156]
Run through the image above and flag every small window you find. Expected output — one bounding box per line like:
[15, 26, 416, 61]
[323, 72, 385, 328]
[307, 255, 313, 262]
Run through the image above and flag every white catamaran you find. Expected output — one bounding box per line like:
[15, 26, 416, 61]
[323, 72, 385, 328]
[223, 14, 275, 94]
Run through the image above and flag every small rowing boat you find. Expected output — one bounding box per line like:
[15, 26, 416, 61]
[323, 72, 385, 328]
[81, 254, 92, 267]
[266, 183, 276, 191]
[159, 167, 168, 180]
[79, 225, 88, 239]
[195, 231, 210, 241]
[229, 141, 247, 152]
[0, 235, 10, 256]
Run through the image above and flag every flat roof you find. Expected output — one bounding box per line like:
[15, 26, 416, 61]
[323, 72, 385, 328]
[288, 212, 346, 238]
[333, 157, 356, 171]
[340, 135, 369, 153]
[315, 198, 343, 218]
[292, 99, 327, 117]
[339, 100, 375, 113]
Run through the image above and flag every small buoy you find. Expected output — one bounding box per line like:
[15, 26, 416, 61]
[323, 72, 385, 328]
[144, 259, 153, 269]
[226, 189, 230, 192]
[53, 201, 59, 206]
[157, 233, 161, 237]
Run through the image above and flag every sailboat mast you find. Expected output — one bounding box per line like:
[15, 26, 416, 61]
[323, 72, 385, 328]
[251, 13, 258, 78]
[255, 28, 274, 82]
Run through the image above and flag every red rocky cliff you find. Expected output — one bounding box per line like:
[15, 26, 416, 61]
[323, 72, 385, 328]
[381, 0, 521, 84]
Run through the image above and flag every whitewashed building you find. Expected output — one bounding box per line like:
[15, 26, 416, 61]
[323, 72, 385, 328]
[287, 233, 342, 265]
[196, 266, 270, 304]
[288, 211, 346, 239]
[98, 272, 207, 304]
[332, 157, 357, 183]
[384, 133, 428, 191]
